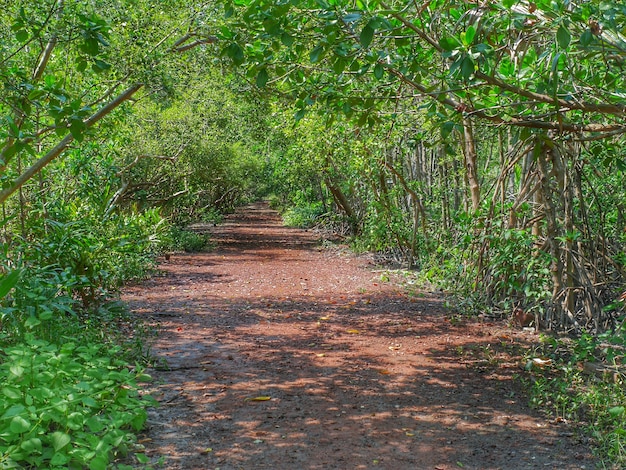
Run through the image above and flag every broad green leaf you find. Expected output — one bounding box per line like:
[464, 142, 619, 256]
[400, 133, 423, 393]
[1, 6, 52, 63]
[360, 23, 375, 48]
[0, 269, 20, 299]
[439, 36, 460, 51]
[227, 43, 245, 65]
[461, 26, 476, 46]
[256, 68, 269, 88]
[92, 59, 111, 73]
[460, 56, 474, 79]
[280, 33, 294, 47]
[1, 404, 25, 419]
[556, 25, 571, 49]
[294, 109, 306, 121]
[10, 415, 31, 433]
[51, 431, 71, 451]
[15, 29, 29, 42]
[373, 62, 384, 79]
[309, 45, 324, 63]
[135, 453, 150, 464]
[343, 13, 361, 23]
[20, 438, 42, 453]
[24, 316, 41, 328]
[70, 119, 86, 142]
[89, 456, 108, 470]
[609, 406, 625, 417]
[76, 59, 88, 72]
[579, 29, 593, 47]
[9, 364, 24, 377]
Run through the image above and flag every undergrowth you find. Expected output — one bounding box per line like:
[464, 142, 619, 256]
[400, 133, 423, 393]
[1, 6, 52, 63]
[0, 210, 164, 469]
[524, 330, 626, 468]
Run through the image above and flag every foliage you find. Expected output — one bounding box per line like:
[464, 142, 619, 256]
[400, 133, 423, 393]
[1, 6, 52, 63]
[282, 201, 324, 228]
[0, 336, 156, 469]
[159, 227, 212, 253]
[526, 331, 626, 466]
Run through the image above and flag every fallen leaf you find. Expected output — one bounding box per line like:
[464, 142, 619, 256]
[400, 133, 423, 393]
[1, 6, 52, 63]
[388, 345, 401, 350]
[316, 353, 326, 357]
[319, 316, 330, 321]
[201, 447, 213, 454]
[245, 396, 271, 402]
[378, 369, 391, 375]
[346, 329, 360, 334]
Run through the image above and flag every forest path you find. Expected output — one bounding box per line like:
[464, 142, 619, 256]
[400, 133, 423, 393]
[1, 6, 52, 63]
[122, 202, 593, 469]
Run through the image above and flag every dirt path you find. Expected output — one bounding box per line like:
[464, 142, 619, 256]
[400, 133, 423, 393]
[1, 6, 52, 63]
[122, 202, 594, 469]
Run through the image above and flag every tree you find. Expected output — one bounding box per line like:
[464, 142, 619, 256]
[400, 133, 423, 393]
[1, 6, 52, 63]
[0, 0, 218, 204]
[217, 0, 626, 330]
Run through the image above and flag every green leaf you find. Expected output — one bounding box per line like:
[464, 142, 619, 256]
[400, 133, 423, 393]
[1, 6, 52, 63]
[439, 36, 460, 51]
[86, 416, 105, 433]
[135, 453, 150, 464]
[0, 269, 20, 299]
[460, 56, 474, 79]
[333, 57, 347, 74]
[579, 29, 593, 47]
[76, 59, 88, 72]
[256, 68, 269, 88]
[556, 25, 571, 49]
[608, 406, 625, 417]
[9, 364, 24, 377]
[51, 431, 71, 451]
[227, 43, 245, 65]
[343, 13, 362, 23]
[10, 416, 31, 433]
[360, 23, 375, 48]
[21, 437, 42, 453]
[89, 456, 108, 470]
[461, 26, 476, 46]
[309, 45, 324, 63]
[24, 316, 41, 328]
[373, 62, 384, 79]
[15, 29, 29, 42]
[1, 404, 25, 419]
[92, 59, 111, 73]
[70, 119, 86, 142]
[280, 33, 294, 47]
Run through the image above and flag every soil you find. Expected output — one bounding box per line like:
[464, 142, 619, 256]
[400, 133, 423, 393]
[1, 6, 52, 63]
[122, 202, 595, 470]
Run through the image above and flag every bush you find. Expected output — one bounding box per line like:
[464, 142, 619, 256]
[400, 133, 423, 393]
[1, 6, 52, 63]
[159, 226, 212, 252]
[282, 202, 324, 228]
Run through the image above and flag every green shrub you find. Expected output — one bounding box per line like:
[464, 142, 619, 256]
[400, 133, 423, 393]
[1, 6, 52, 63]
[282, 202, 324, 228]
[159, 226, 212, 252]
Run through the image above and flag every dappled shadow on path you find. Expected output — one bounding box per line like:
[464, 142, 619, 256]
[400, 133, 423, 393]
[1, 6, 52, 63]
[123, 202, 594, 470]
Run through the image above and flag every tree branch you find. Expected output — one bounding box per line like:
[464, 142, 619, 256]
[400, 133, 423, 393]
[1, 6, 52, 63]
[0, 84, 143, 205]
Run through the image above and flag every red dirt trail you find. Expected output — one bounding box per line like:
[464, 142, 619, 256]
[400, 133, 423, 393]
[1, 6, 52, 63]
[122, 202, 595, 469]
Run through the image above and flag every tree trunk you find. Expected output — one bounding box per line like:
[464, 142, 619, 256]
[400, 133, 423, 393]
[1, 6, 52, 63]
[461, 117, 481, 211]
